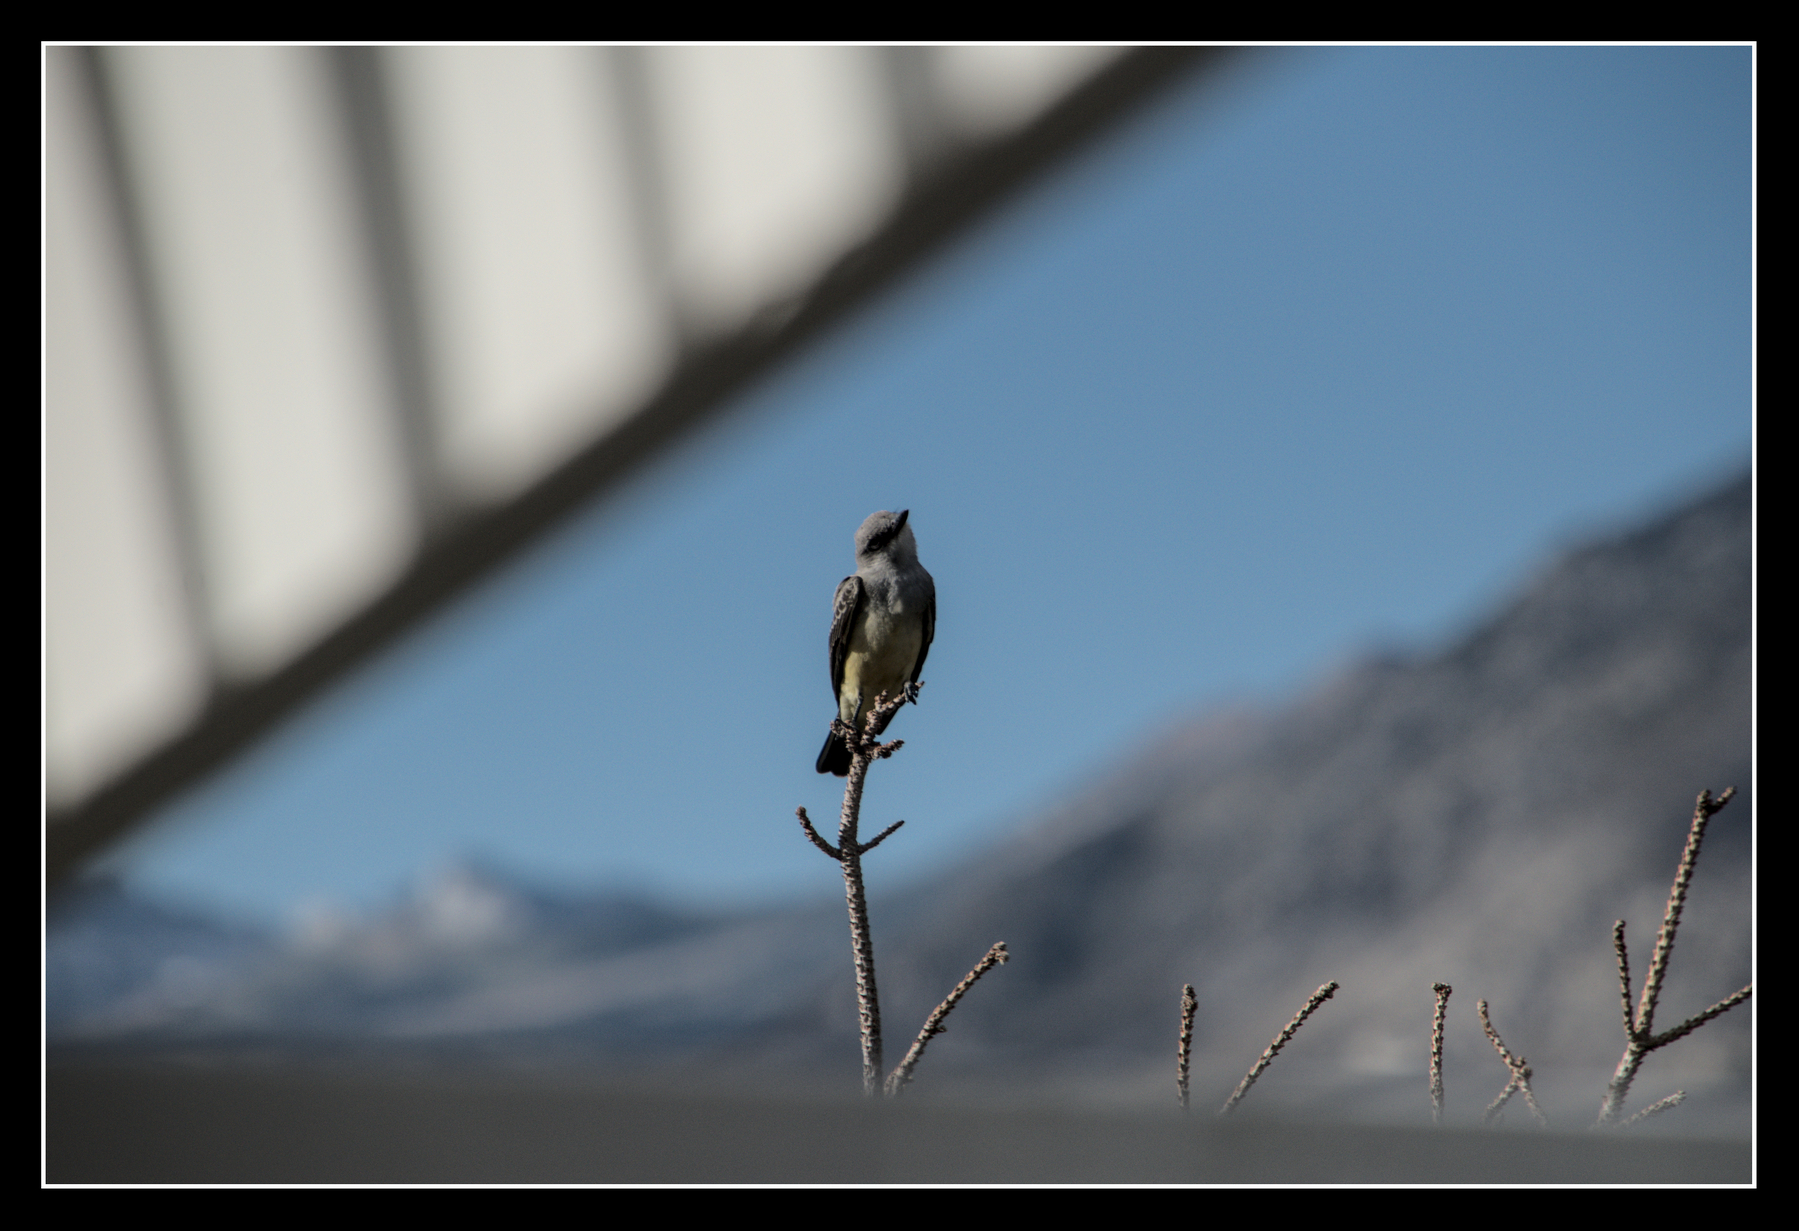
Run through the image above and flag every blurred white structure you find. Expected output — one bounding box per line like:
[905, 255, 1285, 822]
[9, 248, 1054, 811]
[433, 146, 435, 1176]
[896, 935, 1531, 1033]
[44, 45, 1213, 874]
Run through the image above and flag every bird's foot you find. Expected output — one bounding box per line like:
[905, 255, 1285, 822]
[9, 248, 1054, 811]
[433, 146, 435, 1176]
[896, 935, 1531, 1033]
[904, 681, 923, 705]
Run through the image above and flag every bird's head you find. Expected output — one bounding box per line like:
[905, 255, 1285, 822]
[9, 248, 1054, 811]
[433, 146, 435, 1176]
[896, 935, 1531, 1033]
[855, 509, 914, 563]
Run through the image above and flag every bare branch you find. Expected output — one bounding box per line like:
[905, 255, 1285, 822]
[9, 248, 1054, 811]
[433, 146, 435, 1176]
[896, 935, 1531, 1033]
[794, 806, 840, 860]
[1219, 981, 1339, 1116]
[795, 748, 911, 1097]
[1430, 983, 1451, 1126]
[1613, 920, 1636, 1038]
[832, 713, 889, 1095]
[885, 943, 1009, 1096]
[1477, 999, 1547, 1128]
[1178, 984, 1198, 1112]
[1597, 787, 1740, 1126]
[1484, 1074, 1522, 1125]
[800, 681, 944, 1096]
[839, 838, 882, 1096]
[1648, 984, 1752, 1050]
[857, 819, 906, 855]
[1635, 788, 1734, 1039]
[1619, 1091, 1687, 1128]
[1478, 998, 1522, 1068]
[1515, 1071, 1549, 1128]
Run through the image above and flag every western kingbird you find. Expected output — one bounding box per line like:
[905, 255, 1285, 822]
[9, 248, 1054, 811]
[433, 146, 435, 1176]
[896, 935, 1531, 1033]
[816, 509, 936, 776]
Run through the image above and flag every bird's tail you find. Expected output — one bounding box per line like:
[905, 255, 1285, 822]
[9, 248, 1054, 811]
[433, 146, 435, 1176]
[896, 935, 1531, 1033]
[815, 727, 851, 776]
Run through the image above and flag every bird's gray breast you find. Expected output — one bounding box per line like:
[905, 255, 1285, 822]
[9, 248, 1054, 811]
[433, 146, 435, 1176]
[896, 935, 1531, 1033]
[841, 573, 924, 717]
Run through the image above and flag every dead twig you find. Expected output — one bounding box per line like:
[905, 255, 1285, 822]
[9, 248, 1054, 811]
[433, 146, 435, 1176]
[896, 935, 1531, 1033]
[1619, 1091, 1687, 1128]
[1596, 788, 1751, 1126]
[1612, 919, 1636, 1038]
[1478, 999, 1547, 1128]
[795, 807, 839, 859]
[1430, 983, 1451, 1126]
[1645, 984, 1754, 1050]
[858, 819, 906, 855]
[1220, 981, 1339, 1116]
[884, 943, 1009, 1096]
[1178, 984, 1198, 1112]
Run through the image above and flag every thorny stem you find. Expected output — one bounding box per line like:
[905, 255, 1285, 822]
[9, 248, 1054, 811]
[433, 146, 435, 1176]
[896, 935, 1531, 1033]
[1613, 920, 1636, 1038]
[1220, 981, 1339, 1116]
[1430, 983, 1451, 1126]
[1178, 984, 1198, 1112]
[1636, 788, 1734, 1038]
[1478, 999, 1547, 1128]
[1597, 788, 1751, 1127]
[836, 781, 882, 1092]
[831, 695, 906, 1097]
[834, 716, 892, 1101]
[885, 943, 1009, 1096]
[798, 686, 1003, 1099]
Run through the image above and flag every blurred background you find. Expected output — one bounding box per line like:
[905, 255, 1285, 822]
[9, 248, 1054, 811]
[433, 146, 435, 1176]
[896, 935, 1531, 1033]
[45, 45, 1751, 1178]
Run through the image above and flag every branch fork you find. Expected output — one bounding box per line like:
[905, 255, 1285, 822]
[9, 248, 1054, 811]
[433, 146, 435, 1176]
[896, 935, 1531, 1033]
[1596, 788, 1751, 1127]
[1478, 998, 1547, 1127]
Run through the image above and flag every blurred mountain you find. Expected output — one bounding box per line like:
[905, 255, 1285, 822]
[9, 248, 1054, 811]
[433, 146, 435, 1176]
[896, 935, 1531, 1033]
[48, 859, 842, 1062]
[46, 471, 1751, 1128]
[46, 878, 274, 1032]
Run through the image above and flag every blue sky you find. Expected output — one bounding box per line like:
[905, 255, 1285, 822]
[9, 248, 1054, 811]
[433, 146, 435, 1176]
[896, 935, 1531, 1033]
[103, 47, 1752, 928]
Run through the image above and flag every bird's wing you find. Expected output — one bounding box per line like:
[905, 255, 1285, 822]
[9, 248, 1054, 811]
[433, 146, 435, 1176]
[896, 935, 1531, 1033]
[911, 575, 936, 683]
[828, 574, 864, 698]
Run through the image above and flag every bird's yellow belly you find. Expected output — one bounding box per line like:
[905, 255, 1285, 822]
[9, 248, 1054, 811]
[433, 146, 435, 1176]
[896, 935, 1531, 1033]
[840, 607, 923, 724]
